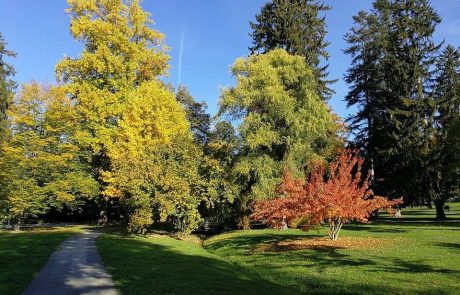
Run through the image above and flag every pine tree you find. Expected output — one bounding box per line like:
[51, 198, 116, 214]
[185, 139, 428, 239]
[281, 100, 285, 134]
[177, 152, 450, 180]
[249, 0, 334, 100]
[176, 85, 211, 145]
[431, 45, 460, 219]
[345, 0, 441, 208]
[0, 32, 16, 146]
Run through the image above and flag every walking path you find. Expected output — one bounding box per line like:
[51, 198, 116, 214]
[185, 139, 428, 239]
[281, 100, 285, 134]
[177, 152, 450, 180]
[22, 231, 118, 295]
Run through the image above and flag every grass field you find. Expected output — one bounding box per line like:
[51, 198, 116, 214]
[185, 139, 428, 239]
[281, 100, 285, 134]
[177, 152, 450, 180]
[0, 226, 83, 295]
[97, 203, 460, 295]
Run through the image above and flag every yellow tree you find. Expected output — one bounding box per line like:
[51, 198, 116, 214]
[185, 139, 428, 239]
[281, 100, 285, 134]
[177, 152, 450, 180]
[56, 0, 199, 232]
[0, 83, 99, 229]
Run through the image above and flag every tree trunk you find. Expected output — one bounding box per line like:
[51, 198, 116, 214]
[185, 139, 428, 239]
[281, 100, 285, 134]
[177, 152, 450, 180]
[435, 199, 446, 220]
[328, 217, 343, 241]
[14, 218, 21, 231]
[240, 215, 251, 230]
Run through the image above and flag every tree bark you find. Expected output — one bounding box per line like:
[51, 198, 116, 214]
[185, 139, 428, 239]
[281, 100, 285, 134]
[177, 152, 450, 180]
[435, 199, 446, 220]
[14, 218, 21, 231]
[328, 217, 343, 241]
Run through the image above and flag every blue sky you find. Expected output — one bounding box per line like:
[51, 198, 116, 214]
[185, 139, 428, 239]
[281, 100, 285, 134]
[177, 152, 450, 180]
[0, 0, 459, 120]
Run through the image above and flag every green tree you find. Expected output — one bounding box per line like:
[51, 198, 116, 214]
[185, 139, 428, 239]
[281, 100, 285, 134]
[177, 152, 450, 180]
[176, 85, 211, 145]
[431, 45, 460, 218]
[0, 32, 16, 147]
[219, 49, 341, 228]
[345, 0, 441, 209]
[175, 87, 238, 230]
[0, 83, 98, 229]
[249, 0, 334, 100]
[202, 121, 241, 228]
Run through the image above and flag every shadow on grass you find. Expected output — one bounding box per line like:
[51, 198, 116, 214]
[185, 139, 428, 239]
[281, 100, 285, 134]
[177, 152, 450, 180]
[98, 234, 427, 295]
[341, 218, 460, 232]
[97, 234, 297, 295]
[370, 258, 460, 276]
[0, 230, 78, 295]
[204, 232, 459, 294]
[435, 242, 460, 252]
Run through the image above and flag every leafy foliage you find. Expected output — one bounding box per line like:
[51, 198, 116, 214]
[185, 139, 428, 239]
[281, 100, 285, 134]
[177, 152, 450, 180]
[56, 0, 200, 233]
[0, 83, 98, 224]
[253, 149, 402, 240]
[219, 49, 342, 228]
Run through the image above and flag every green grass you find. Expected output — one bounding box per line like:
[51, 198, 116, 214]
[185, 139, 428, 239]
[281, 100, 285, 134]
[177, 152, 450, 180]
[97, 233, 295, 294]
[98, 204, 460, 294]
[0, 226, 83, 295]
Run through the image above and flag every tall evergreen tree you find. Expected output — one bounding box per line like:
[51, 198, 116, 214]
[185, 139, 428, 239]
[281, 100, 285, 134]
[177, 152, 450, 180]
[176, 85, 211, 145]
[345, 0, 442, 210]
[430, 45, 460, 219]
[0, 32, 16, 146]
[249, 0, 334, 100]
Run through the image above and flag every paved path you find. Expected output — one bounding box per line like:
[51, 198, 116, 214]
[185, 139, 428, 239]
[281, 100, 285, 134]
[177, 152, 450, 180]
[22, 231, 118, 295]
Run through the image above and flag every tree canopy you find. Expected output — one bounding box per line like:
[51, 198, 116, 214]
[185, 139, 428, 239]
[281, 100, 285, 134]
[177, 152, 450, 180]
[219, 49, 342, 227]
[250, 0, 334, 100]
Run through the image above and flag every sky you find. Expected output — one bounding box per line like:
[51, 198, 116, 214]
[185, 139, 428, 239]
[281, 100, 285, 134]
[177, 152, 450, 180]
[0, 0, 459, 120]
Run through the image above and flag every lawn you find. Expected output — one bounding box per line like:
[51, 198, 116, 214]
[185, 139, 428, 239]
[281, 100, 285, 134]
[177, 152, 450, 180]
[0, 226, 83, 295]
[98, 204, 460, 294]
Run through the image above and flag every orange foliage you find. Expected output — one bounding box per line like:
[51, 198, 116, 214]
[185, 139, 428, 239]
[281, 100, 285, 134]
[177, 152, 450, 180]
[253, 149, 402, 240]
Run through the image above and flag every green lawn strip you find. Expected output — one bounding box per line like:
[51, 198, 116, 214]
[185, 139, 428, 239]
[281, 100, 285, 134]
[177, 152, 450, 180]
[203, 204, 460, 295]
[96, 204, 460, 295]
[0, 226, 83, 295]
[96, 232, 295, 295]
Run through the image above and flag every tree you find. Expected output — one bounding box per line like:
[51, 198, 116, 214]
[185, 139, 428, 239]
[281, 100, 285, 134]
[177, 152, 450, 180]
[218, 49, 341, 228]
[176, 85, 211, 145]
[253, 150, 402, 240]
[430, 45, 460, 219]
[344, 0, 442, 208]
[202, 121, 241, 228]
[56, 0, 200, 233]
[0, 83, 98, 229]
[249, 0, 334, 100]
[0, 32, 16, 147]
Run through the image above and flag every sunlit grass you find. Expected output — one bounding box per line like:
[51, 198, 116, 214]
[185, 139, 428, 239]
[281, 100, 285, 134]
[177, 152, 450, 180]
[0, 226, 84, 295]
[99, 204, 460, 294]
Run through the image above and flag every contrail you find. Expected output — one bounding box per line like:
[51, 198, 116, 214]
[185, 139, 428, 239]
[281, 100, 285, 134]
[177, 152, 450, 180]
[178, 29, 185, 87]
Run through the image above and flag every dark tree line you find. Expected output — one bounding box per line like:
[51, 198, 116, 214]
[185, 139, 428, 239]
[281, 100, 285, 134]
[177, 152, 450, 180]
[1, 0, 459, 230]
[344, 0, 460, 219]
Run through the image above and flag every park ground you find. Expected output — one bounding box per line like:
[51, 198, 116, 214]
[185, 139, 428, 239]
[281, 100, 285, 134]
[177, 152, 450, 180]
[1, 204, 460, 295]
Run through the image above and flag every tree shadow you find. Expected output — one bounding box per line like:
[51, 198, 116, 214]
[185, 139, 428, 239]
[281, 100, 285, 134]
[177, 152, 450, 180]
[343, 224, 408, 233]
[368, 258, 460, 277]
[97, 234, 298, 295]
[206, 230, 460, 294]
[435, 242, 460, 252]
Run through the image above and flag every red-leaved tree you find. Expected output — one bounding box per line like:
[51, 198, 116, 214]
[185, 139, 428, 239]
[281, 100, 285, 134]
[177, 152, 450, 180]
[253, 149, 402, 240]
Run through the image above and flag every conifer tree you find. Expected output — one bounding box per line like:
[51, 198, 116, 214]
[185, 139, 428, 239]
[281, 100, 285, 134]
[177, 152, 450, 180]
[0, 32, 16, 147]
[176, 86, 211, 145]
[249, 0, 334, 100]
[345, 0, 441, 209]
[430, 45, 460, 218]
